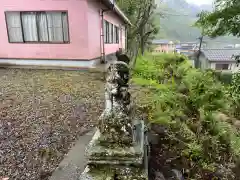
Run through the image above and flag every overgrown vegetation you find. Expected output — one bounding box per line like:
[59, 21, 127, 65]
[230, 72, 240, 120]
[132, 53, 240, 179]
[211, 70, 232, 85]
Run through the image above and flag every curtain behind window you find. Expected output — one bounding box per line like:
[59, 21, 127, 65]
[6, 12, 23, 42]
[38, 12, 48, 41]
[106, 21, 109, 43]
[62, 12, 69, 42]
[47, 12, 63, 42]
[22, 12, 38, 41]
[6, 11, 69, 43]
[109, 24, 113, 43]
[114, 26, 119, 43]
[104, 20, 107, 43]
[112, 25, 115, 44]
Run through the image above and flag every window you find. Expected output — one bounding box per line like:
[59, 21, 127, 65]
[103, 20, 119, 44]
[114, 25, 119, 43]
[109, 23, 113, 43]
[215, 64, 229, 70]
[112, 25, 115, 44]
[104, 20, 107, 43]
[104, 20, 109, 43]
[5, 11, 69, 43]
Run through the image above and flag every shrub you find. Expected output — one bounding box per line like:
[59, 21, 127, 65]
[211, 70, 232, 84]
[230, 72, 240, 119]
[132, 53, 239, 179]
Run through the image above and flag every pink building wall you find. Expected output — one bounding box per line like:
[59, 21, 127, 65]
[154, 44, 169, 52]
[86, 1, 125, 59]
[102, 11, 124, 56]
[154, 44, 175, 53]
[0, 0, 126, 60]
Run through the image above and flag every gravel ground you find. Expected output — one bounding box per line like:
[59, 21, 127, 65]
[0, 69, 105, 180]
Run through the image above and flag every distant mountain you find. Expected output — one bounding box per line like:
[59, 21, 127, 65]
[155, 0, 240, 47]
[199, 4, 213, 11]
[160, 0, 210, 16]
[155, 0, 201, 42]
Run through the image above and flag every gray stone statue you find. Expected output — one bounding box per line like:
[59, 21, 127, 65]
[79, 51, 148, 180]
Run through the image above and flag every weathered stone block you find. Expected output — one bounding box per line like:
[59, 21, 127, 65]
[79, 166, 115, 180]
[85, 120, 145, 166]
[79, 165, 148, 180]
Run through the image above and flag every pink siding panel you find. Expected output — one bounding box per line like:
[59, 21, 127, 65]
[0, 0, 89, 60]
[86, 1, 101, 59]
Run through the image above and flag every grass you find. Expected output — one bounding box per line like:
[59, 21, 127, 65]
[0, 68, 105, 180]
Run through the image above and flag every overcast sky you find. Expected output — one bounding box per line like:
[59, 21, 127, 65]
[186, 0, 213, 5]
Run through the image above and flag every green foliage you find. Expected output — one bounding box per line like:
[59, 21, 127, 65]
[116, 0, 160, 58]
[132, 53, 240, 179]
[211, 70, 232, 85]
[230, 72, 240, 119]
[195, 0, 240, 38]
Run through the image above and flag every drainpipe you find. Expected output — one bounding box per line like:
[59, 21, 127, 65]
[100, 9, 106, 64]
[125, 23, 128, 51]
[100, 9, 113, 64]
[100, 0, 115, 64]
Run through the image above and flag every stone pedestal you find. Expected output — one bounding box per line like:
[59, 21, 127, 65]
[79, 120, 148, 180]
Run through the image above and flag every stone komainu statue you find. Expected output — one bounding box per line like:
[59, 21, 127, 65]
[99, 50, 132, 145]
[114, 50, 131, 107]
[105, 50, 131, 112]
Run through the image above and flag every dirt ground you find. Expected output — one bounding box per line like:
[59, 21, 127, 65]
[0, 69, 105, 180]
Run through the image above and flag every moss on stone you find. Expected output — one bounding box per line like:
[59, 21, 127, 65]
[81, 165, 147, 180]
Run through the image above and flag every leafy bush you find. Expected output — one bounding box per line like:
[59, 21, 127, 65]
[211, 70, 232, 85]
[132, 53, 240, 179]
[230, 72, 240, 119]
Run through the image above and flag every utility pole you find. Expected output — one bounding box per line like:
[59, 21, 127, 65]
[196, 35, 203, 68]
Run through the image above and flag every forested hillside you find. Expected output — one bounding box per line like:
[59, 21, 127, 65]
[155, 0, 240, 47]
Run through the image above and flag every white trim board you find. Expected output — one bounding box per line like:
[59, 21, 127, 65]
[0, 59, 99, 69]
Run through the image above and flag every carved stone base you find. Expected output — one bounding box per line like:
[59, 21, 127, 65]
[98, 112, 133, 147]
[79, 120, 148, 179]
[86, 119, 145, 166]
[87, 135, 141, 165]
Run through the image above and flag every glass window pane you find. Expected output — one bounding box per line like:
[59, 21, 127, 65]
[5, 12, 23, 42]
[21, 12, 38, 42]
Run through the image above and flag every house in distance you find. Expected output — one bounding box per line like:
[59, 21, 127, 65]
[152, 39, 175, 53]
[192, 48, 240, 71]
